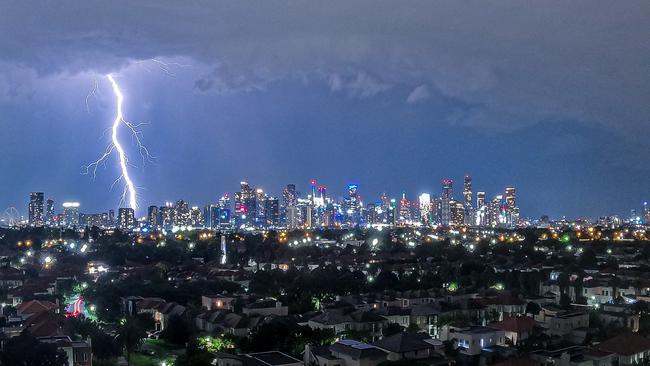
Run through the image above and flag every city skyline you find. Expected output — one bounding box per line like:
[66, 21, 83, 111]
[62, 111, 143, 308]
[1, 2, 649, 219]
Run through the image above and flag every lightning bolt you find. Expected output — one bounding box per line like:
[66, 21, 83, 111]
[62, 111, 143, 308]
[83, 74, 151, 210]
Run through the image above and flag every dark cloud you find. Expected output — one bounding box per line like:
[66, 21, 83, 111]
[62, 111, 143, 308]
[0, 1, 648, 133]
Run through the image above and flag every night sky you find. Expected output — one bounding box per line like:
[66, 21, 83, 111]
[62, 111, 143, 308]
[0, 1, 648, 219]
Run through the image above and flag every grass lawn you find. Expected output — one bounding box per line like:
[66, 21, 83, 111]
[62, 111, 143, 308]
[129, 354, 159, 366]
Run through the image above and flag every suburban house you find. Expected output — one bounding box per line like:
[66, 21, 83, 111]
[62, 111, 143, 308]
[595, 332, 650, 365]
[40, 336, 93, 366]
[242, 298, 288, 316]
[490, 316, 536, 345]
[439, 325, 506, 356]
[304, 339, 387, 366]
[534, 306, 589, 338]
[531, 346, 615, 366]
[202, 294, 236, 311]
[371, 331, 443, 362]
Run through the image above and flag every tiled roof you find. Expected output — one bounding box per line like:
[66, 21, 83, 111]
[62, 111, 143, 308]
[597, 332, 650, 356]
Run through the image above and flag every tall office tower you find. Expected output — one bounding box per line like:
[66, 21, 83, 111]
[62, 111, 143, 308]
[476, 192, 487, 226]
[283, 184, 297, 208]
[419, 193, 432, 225]
[147, 205, 159, 228]
[451, 200, 465, 225]
[62, 202, 80, 228]
[365, 203, 377, 225]
[489, 195, 504, 226]
[399, 193, 411, 224]
[504, 187, 518, 227]
[379, 193, 390, 223]
[286, 206, 301, 229]
[303, 204, 313, 229]
[630, 209, 638, 223]
[430, 196, 440, 225]
[310, 179, 317, 205]
[45, 199, 55, 226]
[463, 176, 473, 225]
[174, 200, 191, 226]
[264, 197, 279, 227]
[108, 209, 115, 227]
[218, 193, 231, 210]
[204, 204, 218, 229]
[386, 198, 399, 225]
[160, 203, 175, 230]
[190, 206, 203, 227]
[255, 189, 267, 227]
[441, 178, 453, 199]
[476, 192, 486, 209]
[235, 181, 255, 227]
[118, 207, 135, 229]
[644, 202, 650, 224]
[316, 186, 327, 207]
[440, 179, 453, 226]
[28, 192, 45, 227]
[463, 176, 472, 209]
[344, 184, 361, 226]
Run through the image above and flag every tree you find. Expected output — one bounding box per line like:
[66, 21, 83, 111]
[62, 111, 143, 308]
[116, 317, 146, 366]
[1, 333, 67, 366]
[383, 323, 404, 336]
[161, 315, 193, 345]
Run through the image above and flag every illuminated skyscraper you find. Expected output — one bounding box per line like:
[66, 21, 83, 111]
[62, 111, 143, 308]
[160, 203, 174, 229]
[344, 184, 361, 226]
[476, 192, 487, 226]
[644, 202, 650, 224]
[62, 202, 80, 228]
[440, 179, 453, 225]
[505, 187, 519, 227]
[45, 199, 55, 225]
[399, 193, 411, 224]
[419, 193, 432, 225]
[175, 200, 191, 226]
[28, 192, 44, 227]
[463, 175, 473, 224]
[147, 205, 159, 228]
[218, 193, 231, 210]
[451, 200, 465, 225]
[234, 181, 256, 227]
[190, 206, 203, 227]
[118, 207, 135, 229]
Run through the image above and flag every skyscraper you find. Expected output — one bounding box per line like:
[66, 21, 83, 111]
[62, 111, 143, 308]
[476, 192, 487, 226]
[147, 205, 159, 228]
[175, 200, 190, 226]
[28, 192, 44, 227]
[440, 179, 453, 225]
[45, 199, 54, 226]
[62, 202, 80, 228]
[644, 202, 650, 224]
[419, 193, 432, 225]
[118, 207, 135, 229]
[235, 181, 255, 227]
[463, 175, 473, 225]
[505, 187, 518, 227]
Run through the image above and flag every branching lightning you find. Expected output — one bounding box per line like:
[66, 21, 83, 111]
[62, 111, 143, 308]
[83, 74, 153, 210]
[82, 59, 187, 211]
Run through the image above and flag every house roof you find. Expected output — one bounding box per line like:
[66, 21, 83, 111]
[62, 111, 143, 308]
[372, 332, 435, 353]
[597, 332, 650, 356]
[17, 299, 57, 315]
[490, 316, 536, 333]
[330, 339, 387, 360]
[493, 358, 540, 366]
